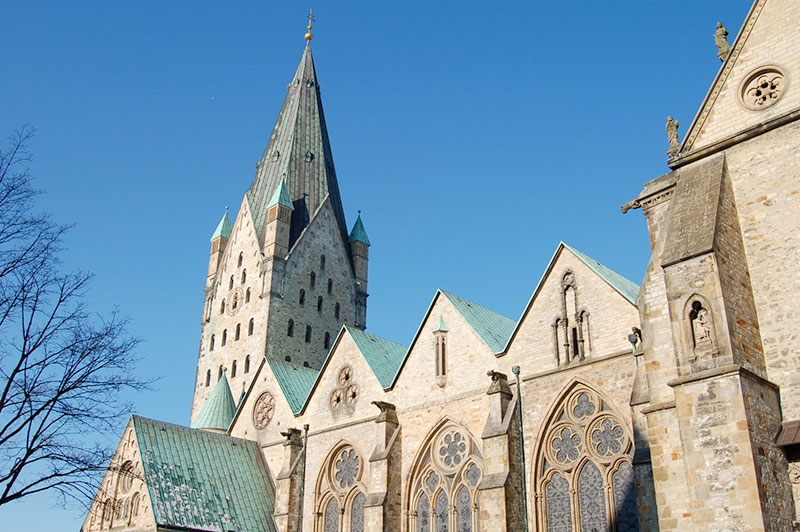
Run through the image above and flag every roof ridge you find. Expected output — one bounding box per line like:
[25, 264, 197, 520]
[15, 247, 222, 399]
[561, 242, 640, 304]
[439, 289, 516, 354]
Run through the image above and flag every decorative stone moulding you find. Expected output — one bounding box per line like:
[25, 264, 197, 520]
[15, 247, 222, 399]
[252, 391, 275, 429]
[738, 64, 788, 111]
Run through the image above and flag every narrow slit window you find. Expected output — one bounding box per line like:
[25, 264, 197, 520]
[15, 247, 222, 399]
[222, 329, 227, 346]
[248, 318, 254, 335]
[305, 326, 312, 343]
[317, 296, 323, 312]
[235, 324, 241, 340]
[288, 320, 294, 337]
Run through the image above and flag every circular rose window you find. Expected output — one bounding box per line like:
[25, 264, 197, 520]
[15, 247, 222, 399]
[252, 392, 275, 429]
[739, 65, 787, 111]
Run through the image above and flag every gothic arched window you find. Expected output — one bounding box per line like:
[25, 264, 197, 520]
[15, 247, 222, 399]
[315, 444, 366, 532]
[245, 288, 251, 303]
[324, 497, 339, 532]
[317, 296, 323, 312]
[248, 318, 254, 336]
[231, 360, 237, 378]
[244, 355, 250, 374]
[205, 370, 211, 387]
[533, 381, 639, 532]
[241, 269, 246, 284]
[210, 334, 215, 352]
[406, 420, 483, 532]
[222, 329, 227, 346]
[235, 324, 241, 340]
[327, 278, 333, 294]
[310, 271, 316, 288]
[299, 289, 305, 305]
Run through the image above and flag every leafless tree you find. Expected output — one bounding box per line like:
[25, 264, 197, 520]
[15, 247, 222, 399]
[0, 127, 145, 508]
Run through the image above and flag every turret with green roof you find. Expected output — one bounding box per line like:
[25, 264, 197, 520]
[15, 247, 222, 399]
[191, 372, 237, 433]
[349, 212, 370, 328]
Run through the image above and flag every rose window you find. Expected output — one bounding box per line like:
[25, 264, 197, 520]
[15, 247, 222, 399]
[338, 366, 352, 386]
[329, 389, 343, 410]
[345, 383, 359, 406]
[334, 448, 360, 490]
[589, 416, 625, 458]
[551, 426, 582, 465]
[437, 431, 467, 470]
[740, 67, 787, 110]
[252, 392, 275, 429]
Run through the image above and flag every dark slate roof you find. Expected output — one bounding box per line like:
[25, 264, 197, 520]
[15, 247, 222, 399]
[246, 42, 349, 249]
[563, 243, 640, 304]
[440, 290, 517, 354]
[133, 416, 276, 532]
[265, 356, 320, 415]
[191, 374, 237, 432]
[346, 326, 407, 389]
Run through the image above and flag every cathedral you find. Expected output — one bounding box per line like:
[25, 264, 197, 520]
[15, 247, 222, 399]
[82, 1, 800, 530]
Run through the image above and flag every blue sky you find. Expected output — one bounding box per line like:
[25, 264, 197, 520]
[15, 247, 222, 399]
[1, 1, 751, 528]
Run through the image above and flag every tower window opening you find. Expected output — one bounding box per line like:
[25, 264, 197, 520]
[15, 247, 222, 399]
[220, 300, 226, 314]
[237, 252, 243, 267]
[327, 278, 332, 294]
[245, 288, 251, 303]
[288, 320, 294, 337]
[299, 289, 305, 305]
[218, 365, 223, 381]
[231, 360, 237, 378]
[245, 355, 250, 373]
[317, 296, 323, 312]
[320, 255, 326, 270]
[324, 332, 331, 349]
[222, 330, 227, 346]
[305, 326, 312, 343]
[310, 271, 316, 288]
[210, 335, 215, 351]
[205, 370, 211, 387]
[248, 318, 254, 336]
[229, 275, 234, 289]
[335, 303, 340, 320]
[241, 269, 246, 284]
[572, 327, 579, 359]
[235, 324, 241, 340]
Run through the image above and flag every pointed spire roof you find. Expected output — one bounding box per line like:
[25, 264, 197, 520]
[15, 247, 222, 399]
[247, 42, 349, 248]
[191, 373, 237, 432]
[434, 315, 448, 333]
[349, 212, 370, 245]
[210, 207, 232, 241]
[268, 179, 294, 210]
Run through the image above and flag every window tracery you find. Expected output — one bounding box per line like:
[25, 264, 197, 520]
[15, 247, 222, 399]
[407, 420, 483, 532]
[552, 271, 591, 366]
[534, 381, 639, 532]
[315, 443, 366, 532]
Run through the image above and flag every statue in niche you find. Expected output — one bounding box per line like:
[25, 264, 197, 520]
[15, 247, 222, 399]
[690, 301, 713, 347]
[714, 22, 731, 62]
[666, 116, 680, 157]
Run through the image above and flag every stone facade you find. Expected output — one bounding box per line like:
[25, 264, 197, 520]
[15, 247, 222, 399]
[84, 1, 800, 530]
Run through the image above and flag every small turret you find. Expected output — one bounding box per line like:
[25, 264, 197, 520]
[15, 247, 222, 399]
[208, 207, 232, 287]
[191, 372, 236, 433]
[264, 180, 294, 259]
[349, 212, 370, 328]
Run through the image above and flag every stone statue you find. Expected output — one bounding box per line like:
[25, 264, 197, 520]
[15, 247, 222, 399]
[666, 116, 680, 157]
[692, 306, 712, 344]
[714, 22, 731, 62]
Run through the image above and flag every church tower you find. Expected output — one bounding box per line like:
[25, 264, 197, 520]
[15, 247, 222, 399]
[191, 34, 369, 423]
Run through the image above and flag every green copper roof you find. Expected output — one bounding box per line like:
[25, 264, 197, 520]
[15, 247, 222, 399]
[210, 207, 232, 241]
[440, 290, 517, 354]
[348, 213, 370, 245]
[563, 243, 640, 304]
[346, 326, 407, 389]
[133, 416, 276, 532]
[247, 43, 349, 249]
[267, 180, 294, 210]
[433, 315, 449, 333]
[191, 373, 237, 431]
[266, 357, 320, 415]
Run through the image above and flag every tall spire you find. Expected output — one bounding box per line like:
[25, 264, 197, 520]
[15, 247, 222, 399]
[246, 39, 349, 250]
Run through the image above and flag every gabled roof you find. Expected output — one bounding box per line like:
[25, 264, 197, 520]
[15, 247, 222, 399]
[210, 207, 232, 241]
[191, 373, 237, 431]
[348, 213, 370, 245]
[346, 326, 407, 389]
[246, 42, 349, 249]
[562, 243, 639, 304]
[265, 356, 320, 415]
[267, 179, 294, 210]
[133, 416, 276, 532]
[440, 290, 517, 354]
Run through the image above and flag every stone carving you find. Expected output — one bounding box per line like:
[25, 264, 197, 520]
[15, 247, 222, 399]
[562, 271, 575, 288]
[689, 300, 713, 350]
[789, 463, 800, 484]
[714, 22, 731, 62]
[666, 116, 680, 157]
[334, 448, 360, 490]
[551, 426, 582, 465]
[253, 392, 275, 429]
[741, 68, 785, 110]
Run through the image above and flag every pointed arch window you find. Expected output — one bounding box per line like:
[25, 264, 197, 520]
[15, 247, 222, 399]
[315, 444, 366, 532]
[288, 320, 294, 337]
[235, 324, 241, 340]
[245, 288, 251, 303]
[237, 252, 243, 267]
[533, 382, 639, 532]
[406, 421, 483, 532]
[299, 289, 306, 305]
[205, 370, 211, 387]
[324, 497, 339, 532]
[245, 355, 251, 374]
[317, 296, 323, 312]
[231, 360, 238, 378]
[221, 329, 227, 346]
[248, 318, 254, 336]
[310, 271, 316, 288]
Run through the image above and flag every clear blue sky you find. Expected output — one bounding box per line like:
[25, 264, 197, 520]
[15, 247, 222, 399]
[1, 1, 751, 528]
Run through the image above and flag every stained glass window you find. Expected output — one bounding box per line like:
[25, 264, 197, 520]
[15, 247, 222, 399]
[578, 461, 607, 532]
[613, 461, 639, 531]
[324, 498, 340, 532]
[456, 486, 472, 532]
[435, 490, 449, 532]
[545, 473, 572, 532]
[351, 492, 365, 532]
[417, 493, 430, 532]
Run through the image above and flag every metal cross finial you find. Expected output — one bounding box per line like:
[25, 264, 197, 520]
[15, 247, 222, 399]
[305, 9, 315, 41]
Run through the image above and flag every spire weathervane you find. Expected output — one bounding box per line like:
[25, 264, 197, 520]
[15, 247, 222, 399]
[305, 9, 315, 41]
